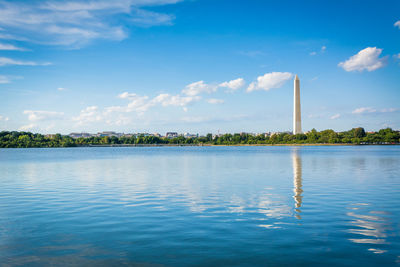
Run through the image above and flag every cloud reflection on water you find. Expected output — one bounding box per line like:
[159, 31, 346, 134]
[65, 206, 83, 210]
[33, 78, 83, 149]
[347, 203, 390, 254]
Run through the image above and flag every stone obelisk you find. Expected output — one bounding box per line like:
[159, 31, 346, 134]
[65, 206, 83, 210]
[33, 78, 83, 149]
[293, 75, 302, 134]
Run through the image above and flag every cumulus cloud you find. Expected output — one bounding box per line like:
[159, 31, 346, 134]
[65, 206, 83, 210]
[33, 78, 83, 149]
[0, 0, 182, 48]
[395, 20, 400, 29]
[219, 78, 245, 92]
[352, 107, 377, 114]
[207, 98, 224, 104]
[23, 110, 64, 121]
[330, 114, 340, 119]
[338, 47, 387, 72]
[153, 93, 200, 107]
[72, 106, 102, 125]
[0, 57, 51, 66]
[246, 72, 293, 92]
[181, 81, 217, 96]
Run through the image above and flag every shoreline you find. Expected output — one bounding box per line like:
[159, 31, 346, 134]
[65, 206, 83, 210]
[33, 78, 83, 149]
[87, 143, 398, 147]
[1, 143, 397, 148]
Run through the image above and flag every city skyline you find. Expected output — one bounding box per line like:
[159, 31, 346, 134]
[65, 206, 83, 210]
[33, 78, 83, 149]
[0, 0, 400, 134]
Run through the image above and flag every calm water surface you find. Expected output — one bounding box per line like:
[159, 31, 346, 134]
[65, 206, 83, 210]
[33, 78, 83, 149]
[0, 146, 399, 266]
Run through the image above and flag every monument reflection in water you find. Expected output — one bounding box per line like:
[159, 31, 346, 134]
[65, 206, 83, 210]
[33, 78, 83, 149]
[292, 148, 303, 219]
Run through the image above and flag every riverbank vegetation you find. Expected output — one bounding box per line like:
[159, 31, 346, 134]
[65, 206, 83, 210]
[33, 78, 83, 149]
[0, 128, 399, 148]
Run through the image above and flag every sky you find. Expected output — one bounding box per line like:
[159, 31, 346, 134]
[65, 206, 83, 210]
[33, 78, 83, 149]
[0, 0, 399, 135]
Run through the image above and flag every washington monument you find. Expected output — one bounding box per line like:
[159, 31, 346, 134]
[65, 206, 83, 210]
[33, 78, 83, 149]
[293, 74, 302, 134]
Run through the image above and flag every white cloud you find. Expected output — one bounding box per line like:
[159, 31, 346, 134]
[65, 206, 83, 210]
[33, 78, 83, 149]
[181, 80, 217, 96]
[57, 87, 66, 91]
[0, 57, 51, 66]
[237, 50, 265, 57]
[380, 108, 397, 113]
[352, 107, 377, 114]
[0, 42, 26, 51]
[72, 106, 102, 125]
[352, 107, 398, 115]
[219, 78, 245, 92]
[330, 114, 340, 119]
[107, 91, 201, 115]
[23, 110, 64, 122]
[207, 98, 224, 104]
[19, 123, 36, 131]
[0, 0, 182, 48]
[310, 46, 326, 56]
[246, 72, 293, 92]
[395, 20, 400, 29]
[0, 115, 9, 121]
[0, 75, 11, 84]
[338, 47, 387, 72]
[152, 93, 200, 107]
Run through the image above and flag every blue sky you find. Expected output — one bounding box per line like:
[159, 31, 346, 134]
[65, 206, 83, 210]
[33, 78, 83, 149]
[0, 0, 399, 134]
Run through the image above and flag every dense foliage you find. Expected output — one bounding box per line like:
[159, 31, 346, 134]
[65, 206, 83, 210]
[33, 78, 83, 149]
[0, 128, 399, 148]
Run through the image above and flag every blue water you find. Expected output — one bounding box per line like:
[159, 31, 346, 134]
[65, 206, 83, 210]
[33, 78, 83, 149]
[0, 146, 399, 266]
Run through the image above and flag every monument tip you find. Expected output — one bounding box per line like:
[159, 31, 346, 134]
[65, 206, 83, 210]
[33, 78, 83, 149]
[295, 74, 299, 80]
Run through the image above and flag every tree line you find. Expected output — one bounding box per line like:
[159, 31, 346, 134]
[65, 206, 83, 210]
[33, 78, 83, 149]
[0, 127, 399, 148]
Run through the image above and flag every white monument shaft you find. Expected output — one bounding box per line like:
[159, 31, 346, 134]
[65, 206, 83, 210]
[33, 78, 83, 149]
[293, 75, 302, 134]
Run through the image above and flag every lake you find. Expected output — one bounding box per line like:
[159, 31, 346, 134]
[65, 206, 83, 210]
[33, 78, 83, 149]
[0, 146, 399, 266]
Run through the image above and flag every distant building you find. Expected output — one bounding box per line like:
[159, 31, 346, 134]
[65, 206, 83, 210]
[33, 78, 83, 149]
[166, 132, 178, 138]
[183, 132, 198, 138]
[97, 131, 122, 137]
[69, 132, 92, 138]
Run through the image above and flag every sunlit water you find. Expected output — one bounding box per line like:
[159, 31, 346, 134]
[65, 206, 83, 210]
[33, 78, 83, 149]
[0, 146, 399, 266]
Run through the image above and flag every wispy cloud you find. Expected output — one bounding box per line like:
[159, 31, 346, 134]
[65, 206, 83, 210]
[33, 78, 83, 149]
[310, 45, 326, 56]
[207, 98, 224, 104]
[351, 107, 398, 115]
[338, 47, 387, 72]
[23, 110, 64, 121]
[57, 87, 67, 91]
[0, 115, 9, 121]
[352, 107, 377, 114]
[247, 72, 293, 92]
[237, 50, 265, 57]
[0, 0, 183, 48]
[0, 75, 11, 84]
[380, 108, 398, 113]
[0, 57, 51, 66]
[19, 123, 36, 131]
[330, 114, 340, 119]
[0, 42, 27, 51]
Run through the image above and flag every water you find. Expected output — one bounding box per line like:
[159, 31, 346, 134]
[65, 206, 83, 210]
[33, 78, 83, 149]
[0, 146, 399, 266]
